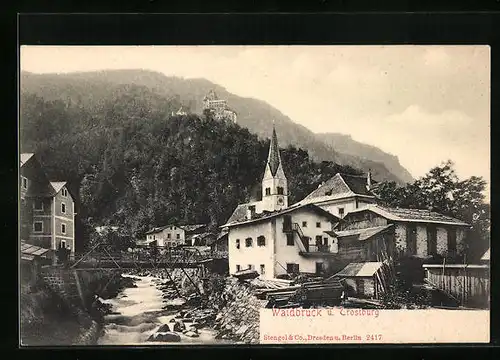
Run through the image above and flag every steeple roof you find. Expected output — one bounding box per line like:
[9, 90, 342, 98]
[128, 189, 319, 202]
[267, 125, 281, 177]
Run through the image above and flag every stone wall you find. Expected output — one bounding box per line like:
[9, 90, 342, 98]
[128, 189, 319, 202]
[210, 277, 261, 344]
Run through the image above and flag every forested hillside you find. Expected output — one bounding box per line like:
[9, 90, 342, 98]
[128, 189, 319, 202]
[21, 70, 410, 184]
[20, 88, 362, 250]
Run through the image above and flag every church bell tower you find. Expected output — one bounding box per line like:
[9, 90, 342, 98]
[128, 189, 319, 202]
[261, 124, 288, 212]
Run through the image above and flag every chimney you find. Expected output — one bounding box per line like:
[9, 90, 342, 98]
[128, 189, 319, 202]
[246, 205, 256, 220]
[366, 170, 372, 190]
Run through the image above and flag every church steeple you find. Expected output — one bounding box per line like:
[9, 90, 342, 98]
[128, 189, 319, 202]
[262, 123, 288, 211]
[267, 125, 281, 177]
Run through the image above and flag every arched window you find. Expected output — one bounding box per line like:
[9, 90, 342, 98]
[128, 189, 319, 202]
[257, 236, 266, 246]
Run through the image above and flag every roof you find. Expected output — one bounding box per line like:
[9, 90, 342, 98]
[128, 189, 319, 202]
[335, 262, 383, 277]
[345, 204, 470, 226]
[145, 223, 208, 235]
[50, 181, 67, 194]
[298, 173, 376, 204]
[20, 153, 35, 167]
[21, 241, 50, 257]
[481, 248, 490, 261]
[181, 224, 207, 233]
[325, 224, 394, 241]
[267, 125, 281, 177]
[203, 89, 219, 101]
[222, 203, 340, 228]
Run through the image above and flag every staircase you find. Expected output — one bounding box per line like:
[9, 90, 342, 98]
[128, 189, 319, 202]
[282, 223, 308, 253]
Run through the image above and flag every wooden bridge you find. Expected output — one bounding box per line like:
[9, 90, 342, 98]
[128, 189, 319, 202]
[67, 243, 225, 271]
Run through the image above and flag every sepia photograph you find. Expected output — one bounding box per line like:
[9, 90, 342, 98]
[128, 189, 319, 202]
[19, 45, 490, 345]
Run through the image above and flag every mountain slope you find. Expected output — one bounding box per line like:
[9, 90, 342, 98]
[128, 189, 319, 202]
[21, 69, 411, 184]
[316, 133, 414, 183]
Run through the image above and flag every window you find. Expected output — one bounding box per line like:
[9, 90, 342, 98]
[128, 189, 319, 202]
[315, 235, 322, 245]
[277, 187, 284, 195]
[61, 223, 66, 234]
[236, 239, 240, 249]
[447, 228, 457, 253]
[257, 236, 266, 246]
[338, 208, 345, 217]
[427, 225, 437, 255]
[325, 190, 332, 196]
[316, 222, 321, 228]
[302, 221, 307, 227]
[265, 187, 271, 196]
[33, 200, 44, 211]
[286, 233, 294, 246]
[406, 225, 417, 255]
[21, 176, 28, 189]
[61, 240, 67, 248]
[260, 264, 265, 275]
[315, 262, 324, 274]
[176, 233, 180, 239]
[33, 222, 43, 233]
[286, 263, 299, 274]
[323, 238, 329, 246]
[245, 237, 253, 247]
[248, 264, 255, 270]
[61, 202, 66, 214]
[167, 233, 171, 239]
[62, 188, 68, 197]
[236, 265, 241, 272]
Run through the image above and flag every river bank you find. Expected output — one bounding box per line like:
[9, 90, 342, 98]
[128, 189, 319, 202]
[97, 272, 238, 345]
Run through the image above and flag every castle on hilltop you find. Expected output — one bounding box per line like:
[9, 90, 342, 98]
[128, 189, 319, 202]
[202, 90, 237, 123]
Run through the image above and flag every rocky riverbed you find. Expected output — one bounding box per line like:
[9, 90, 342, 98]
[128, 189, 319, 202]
[97, 271, 240, 345]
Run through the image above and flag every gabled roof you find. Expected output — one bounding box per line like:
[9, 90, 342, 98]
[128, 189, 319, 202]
[50, 181, 67, 194]
[345, 204, 470, 227]
[335, 262, 383, 277]
[298, 173, 376, 205]
[325, 224, 394, 241]
[222, 203, 340, 228]
[481, 248, 490, 261]
[180, 224, 208, 233]
[20, 153, 35, 167]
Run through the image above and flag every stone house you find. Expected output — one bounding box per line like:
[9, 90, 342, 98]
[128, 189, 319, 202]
[202, 90, 237, 122]
[335, 204, 471, 261]
[20, 153, 76, 261]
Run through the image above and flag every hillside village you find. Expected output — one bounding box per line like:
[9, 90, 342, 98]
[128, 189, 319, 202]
[20, 86, 490, 345]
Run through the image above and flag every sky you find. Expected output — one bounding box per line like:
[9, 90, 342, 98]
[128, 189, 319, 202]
[20, 45, 490, 199]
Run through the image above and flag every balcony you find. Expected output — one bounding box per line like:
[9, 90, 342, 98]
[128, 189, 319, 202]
[299, 243, 337, 257]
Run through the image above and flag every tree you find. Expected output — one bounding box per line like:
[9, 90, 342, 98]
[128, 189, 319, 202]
[374, 160, 490, 262]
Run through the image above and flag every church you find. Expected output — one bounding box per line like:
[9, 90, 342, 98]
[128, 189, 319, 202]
[222, 126, 342, 279]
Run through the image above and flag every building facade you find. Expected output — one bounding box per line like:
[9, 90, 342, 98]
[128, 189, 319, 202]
[145, 223, 208, 247]
[335, 204, 470, 260]
[20, 153, 76, 259]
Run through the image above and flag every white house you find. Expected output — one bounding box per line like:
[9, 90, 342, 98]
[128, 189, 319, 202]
[293, 172, 377, 219]
[145, 223, 208, 247]
[222, 126, 340, 279]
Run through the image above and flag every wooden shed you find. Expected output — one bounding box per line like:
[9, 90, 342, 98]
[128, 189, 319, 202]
[333, 262, 386, 299]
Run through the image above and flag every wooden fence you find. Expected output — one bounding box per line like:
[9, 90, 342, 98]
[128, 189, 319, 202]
[423, 264, 490, 308]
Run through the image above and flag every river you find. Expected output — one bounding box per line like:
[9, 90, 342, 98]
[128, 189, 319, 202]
[97, 274, 234, 345]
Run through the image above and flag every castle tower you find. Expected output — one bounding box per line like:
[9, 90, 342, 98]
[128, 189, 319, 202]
[261, 124, 288, 212]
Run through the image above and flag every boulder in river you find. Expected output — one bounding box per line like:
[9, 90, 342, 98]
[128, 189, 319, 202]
[157, 324, 171, 332]
[147, 332, 181, 342]
[173, 320, 186, 332]
[185, 331, 199, 338]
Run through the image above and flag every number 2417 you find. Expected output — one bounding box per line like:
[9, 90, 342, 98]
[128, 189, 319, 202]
[366, 334, 382, 341]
